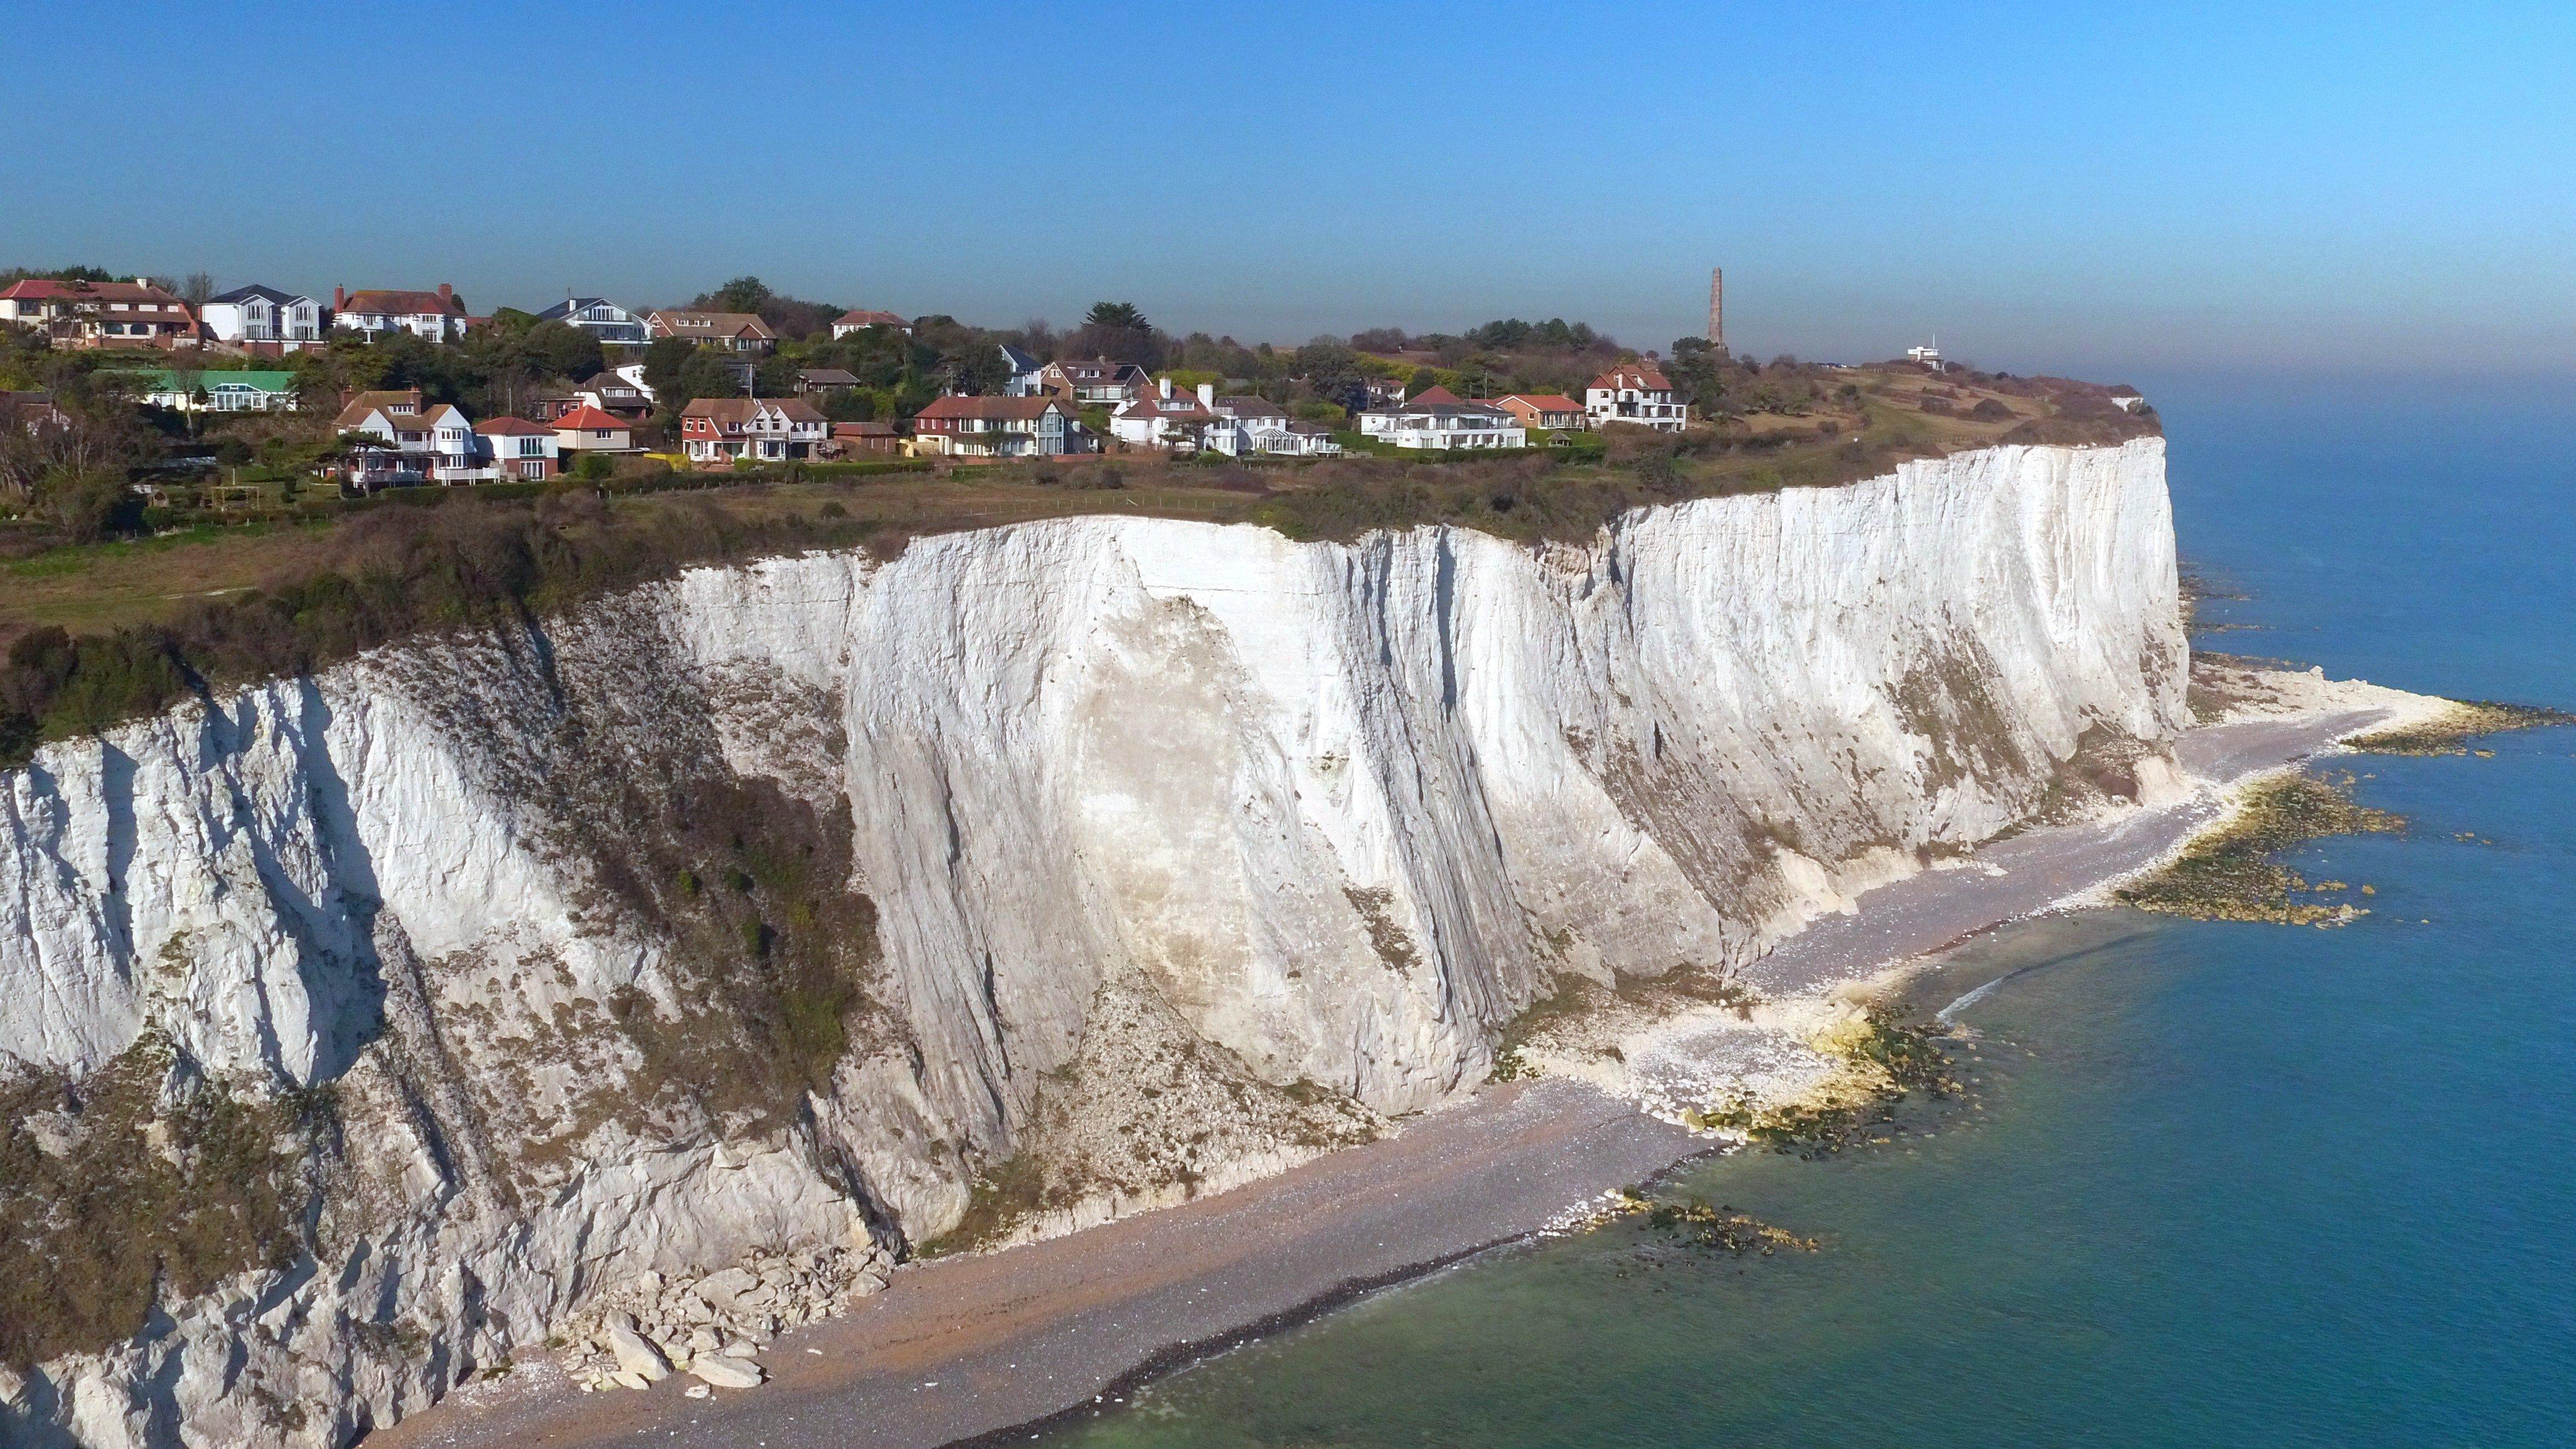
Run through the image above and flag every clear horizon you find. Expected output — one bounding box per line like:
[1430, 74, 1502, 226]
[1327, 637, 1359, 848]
[4, 3, 2570, 378]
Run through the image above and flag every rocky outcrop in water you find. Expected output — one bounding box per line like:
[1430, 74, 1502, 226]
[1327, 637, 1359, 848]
[0, 439, 2185, 1446]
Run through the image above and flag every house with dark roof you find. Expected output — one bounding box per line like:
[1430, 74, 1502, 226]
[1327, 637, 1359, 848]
[1035, 358, 1149, 409]
[831, 309, 910, 338]
[199, 285, 327, 351]
[0, 278, 199, 349]
[999, 343, 1044, 396]
[332, 285, 471, 343]
[912, 394, 1087, 459]
[647, 310, 777, 353]
[535, 296, 650, 345]
[1357, 391, 1528, 451]
[827, 420, 904, 457]
[1584, 363, 1686, 433]
[796, 368, 862, 394]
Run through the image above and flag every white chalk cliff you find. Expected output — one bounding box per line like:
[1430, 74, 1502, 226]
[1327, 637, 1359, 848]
[0, 439, 2185, 1446]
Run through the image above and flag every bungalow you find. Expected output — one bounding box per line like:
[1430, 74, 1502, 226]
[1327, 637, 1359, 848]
[830, 309, 910, 338]
[0, 278, 198, 349]
[534, 296, 649, 345]
[827, 420, 904, 457]
[333, 285, 471, 343]
[648, 310, 776, 353]
[1358, 388, 1528, 450]
[1586, 364, 1686, 433]
[551, 404, 637, 458]
[136, 369, 301, 413]
[910, 395, 1085, 458]
[537, 371, 653, 421]
[1491, 393, 1586, 434]
[678, 396, 827, 464]
[474, 417, 559, 481]
[796, 368, 862, 394]
[198, 285, 327, 351]
[1111, 379, 1217, 451]
[1207, 395, 1342, 458]
[1035, 358, 1149, 409]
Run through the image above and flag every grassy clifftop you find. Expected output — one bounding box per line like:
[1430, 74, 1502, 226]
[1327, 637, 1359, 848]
[0, 364, 2151, 764]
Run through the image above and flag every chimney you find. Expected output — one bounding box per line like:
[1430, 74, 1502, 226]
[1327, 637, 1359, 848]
[1196, 383, 1214, 407]
[1159, 377, 1173, 400]
[437, 283, 453, 300]
[1706, 267, 1725, 351]
[334, 286, 346, 310]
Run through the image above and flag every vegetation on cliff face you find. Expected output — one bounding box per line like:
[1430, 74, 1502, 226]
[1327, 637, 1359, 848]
[0, 1035, 334, 1369]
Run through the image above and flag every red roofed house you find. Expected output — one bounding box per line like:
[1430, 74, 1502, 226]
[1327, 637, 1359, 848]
[333, 285, 471, 343]
[678, 396, 827, 464]
[0, 278, 199, 349]
[910, 395, 1087, 458]
[1584, 363, 1687, 433]
[647, 311, 777, 353]
[550, 404, 636, 458]
[475, 417, 559, 481]
[831, 309, 910, 338]
[1491, 394, 1587, 434]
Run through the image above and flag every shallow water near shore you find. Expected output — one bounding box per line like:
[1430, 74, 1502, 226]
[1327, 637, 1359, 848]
[1031, 378, 2576, 1448]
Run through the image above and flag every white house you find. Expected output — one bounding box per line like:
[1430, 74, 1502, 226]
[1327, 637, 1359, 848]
[1000, 343, 1044, 396]
[534, 296, 649, 344]
[1208, 395, 1342, 457]
[1111, 379, 1219, 449]
[1358, 386, 1527, 450]
[474, 417, 559, 480]
[333, 285, 471, 342]
[1584, 364, 1687, 433]
[198, 285, 327, 351]
[335, 391, 485, 482]
[831, 308, 910, 338]
[678, 396, 828, 463]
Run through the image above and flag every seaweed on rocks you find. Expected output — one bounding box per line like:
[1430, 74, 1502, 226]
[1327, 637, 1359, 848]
[2118, 770, 2401, 925]
[2345, 700, 2574, 756]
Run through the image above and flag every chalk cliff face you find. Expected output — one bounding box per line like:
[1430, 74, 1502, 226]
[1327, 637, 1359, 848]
[0, 439, 2185, 1446]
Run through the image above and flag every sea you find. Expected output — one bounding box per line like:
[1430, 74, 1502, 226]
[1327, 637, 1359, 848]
[1031, 375, 2576, 1448]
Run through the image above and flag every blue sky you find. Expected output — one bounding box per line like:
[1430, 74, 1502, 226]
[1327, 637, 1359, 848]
[4, 2, 2570, 376]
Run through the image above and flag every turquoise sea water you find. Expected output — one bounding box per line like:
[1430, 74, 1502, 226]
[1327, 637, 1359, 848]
[1034, 378, 2576, 1448]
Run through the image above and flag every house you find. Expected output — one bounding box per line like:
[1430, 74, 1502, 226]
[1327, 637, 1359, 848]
[0, 278, 198, 349]
[198, 285, 327, 351]
[334, 391, 484, 484]
[1357, 389, 1528, 450]
[135, 369, 300, 413]
[550, 404, 637, 457]
[534, 296, 649, 345]
[612, 363, 656, 404]
[332, 285, 471, 342]
[1111, 379, 1218, 450]
[647, 310, 776, 353]
[830, 309, 910, 338]
[910, 395, 1086, 458]
[1206, 395, 1342, 457]
[474, 417, 559, 480]
[999, 344, 1044, 396]
[1584, 364, 1686, 433]
[827, 420, 904, 457]
[678, 396, 827, 464]
[537, 371, 653, 421]
[0, 391, 69, 434]
[1362, 376, 1410, 408]
[1035, 358, 1149, 409]
[1491, 394, 1586, 434]
[796, 368, 861, 394]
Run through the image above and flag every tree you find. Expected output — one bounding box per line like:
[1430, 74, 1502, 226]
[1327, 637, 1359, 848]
[708, 276, 774, 315]
[181, 273, 215, 310]
[522, 320, 604, 380]
[1084, 301, 1148, 332]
